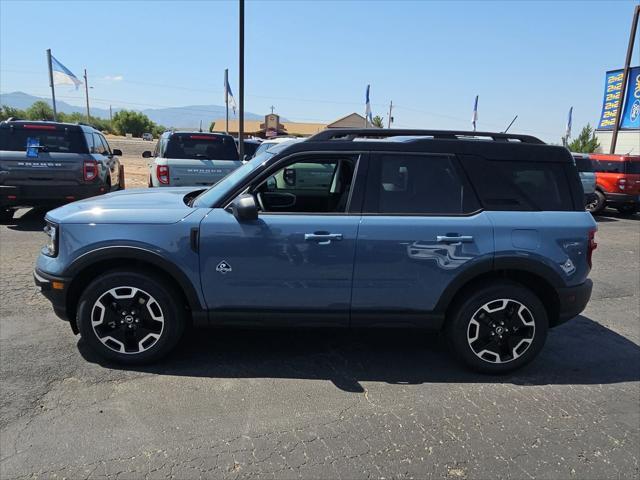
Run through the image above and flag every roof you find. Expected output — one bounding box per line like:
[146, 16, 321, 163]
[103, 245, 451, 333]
[0, 119, 91, 131]
[211, 119, 326, 136]
[327, 113, 379, 129]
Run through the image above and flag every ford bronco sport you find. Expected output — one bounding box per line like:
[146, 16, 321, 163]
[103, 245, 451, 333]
[1, 120, 124, 222]
[34, 129, 596, 373]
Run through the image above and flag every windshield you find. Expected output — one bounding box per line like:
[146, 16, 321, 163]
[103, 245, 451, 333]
[165, 134, 239, 160]
[192, 151, 271, 207]
[253, 141, 277, 157]
[0, 127, 88, 153]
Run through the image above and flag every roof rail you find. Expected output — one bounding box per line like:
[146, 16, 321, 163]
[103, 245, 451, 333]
[307, 129, 545, 144]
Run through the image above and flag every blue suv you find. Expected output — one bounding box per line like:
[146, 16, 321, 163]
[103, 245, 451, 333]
[34, 129, 597, 373]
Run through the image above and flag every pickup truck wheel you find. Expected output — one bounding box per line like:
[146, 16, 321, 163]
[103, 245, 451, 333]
[118, 165, 125, 190]
[446, 281, 548, 374]
[586, 190, 605, 214]
[0, 208, 14, 223]
[76, 270, 185, 364]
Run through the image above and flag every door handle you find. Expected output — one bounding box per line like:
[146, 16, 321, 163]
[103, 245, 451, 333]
[304, 233, 343, 245]
[436, 235, 474, 243]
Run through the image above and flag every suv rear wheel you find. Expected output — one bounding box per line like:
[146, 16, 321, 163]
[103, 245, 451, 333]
[76, 270, 186, 364]
[446, 281, 548, 373]
[586, 190, 606, 214]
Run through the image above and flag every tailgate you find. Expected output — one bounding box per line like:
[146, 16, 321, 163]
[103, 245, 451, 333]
[169, 159, 242, 186]
[0, 151, 86, 186]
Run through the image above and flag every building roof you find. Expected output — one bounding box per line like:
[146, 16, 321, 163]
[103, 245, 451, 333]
[211, 119, 326, 136]
[327, 113, 379, 129]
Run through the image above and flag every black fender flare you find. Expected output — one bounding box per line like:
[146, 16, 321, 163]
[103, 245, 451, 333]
[64, 246, 205, 312]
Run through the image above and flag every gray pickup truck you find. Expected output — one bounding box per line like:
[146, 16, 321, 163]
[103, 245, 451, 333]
[0, 119, 123, 222]
[143, 131, 241, 187]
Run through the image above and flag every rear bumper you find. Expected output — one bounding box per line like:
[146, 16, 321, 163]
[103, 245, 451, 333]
[555, 279, 593, 326]
[34, 268, 71, 322]
[0, 183, 107, 208]
[604, 192, 640, 207]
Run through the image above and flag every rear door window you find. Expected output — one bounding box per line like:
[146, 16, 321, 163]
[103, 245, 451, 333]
[624, 161, 640, 174]
[165, 134, 239, 160]
[0, 126, 88, 153]
[364, 153, 480, 215]
[593, 160, 625, 173]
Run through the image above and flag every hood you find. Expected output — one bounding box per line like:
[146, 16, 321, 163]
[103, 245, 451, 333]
[46, 187, 204, 224]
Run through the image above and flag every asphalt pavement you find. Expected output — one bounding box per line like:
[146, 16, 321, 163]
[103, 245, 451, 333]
[0, 208, 638, 479]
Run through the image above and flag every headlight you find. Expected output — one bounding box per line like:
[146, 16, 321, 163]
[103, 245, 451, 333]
[43, 222, 58, 257]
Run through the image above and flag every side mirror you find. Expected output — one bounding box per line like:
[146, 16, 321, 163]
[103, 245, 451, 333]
[230, 194, 258, 221]
[112, 148, 123, 156]
[283, 168, 296, 186]
[142, 151, 152, 158]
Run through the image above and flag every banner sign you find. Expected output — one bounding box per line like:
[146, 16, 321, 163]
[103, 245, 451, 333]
[597, 70, 623, 130]
[620, 66, 640, 130]
[598, 67, 640, 130]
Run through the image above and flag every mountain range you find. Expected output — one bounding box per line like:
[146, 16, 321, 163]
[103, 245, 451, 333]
[0, 91, 267, 128]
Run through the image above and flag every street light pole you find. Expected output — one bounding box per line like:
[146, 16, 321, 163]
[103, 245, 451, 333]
[238, 0, 245, 160]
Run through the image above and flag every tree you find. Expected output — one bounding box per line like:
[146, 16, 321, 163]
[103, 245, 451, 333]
[568, 124, 600, 153]
[372, 115, 384, 128]
[111, 110, 155, 137]
[0, 105, 26, 121]
[26, 101, 54, 121]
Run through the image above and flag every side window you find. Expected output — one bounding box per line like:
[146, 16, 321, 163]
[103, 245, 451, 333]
[84, 132, 94, 153]
[99, 134, 111, 155]
[364, 154, 480, 215]
[92, 134, 107, 155]
[594, 160, 623, 173]
[254, 155, 357, 213]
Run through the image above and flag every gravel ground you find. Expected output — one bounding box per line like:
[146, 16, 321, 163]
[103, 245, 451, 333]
[0, 207, 638, 479]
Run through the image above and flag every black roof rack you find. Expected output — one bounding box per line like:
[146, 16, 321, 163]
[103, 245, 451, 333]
[307, 129, 545, 145]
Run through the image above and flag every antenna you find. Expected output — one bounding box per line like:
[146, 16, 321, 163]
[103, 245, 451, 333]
[503, 115, 518, 133]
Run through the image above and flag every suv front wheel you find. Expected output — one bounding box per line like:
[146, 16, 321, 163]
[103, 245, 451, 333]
[76, 270, 186, 364]
[446, 281, 548, 374]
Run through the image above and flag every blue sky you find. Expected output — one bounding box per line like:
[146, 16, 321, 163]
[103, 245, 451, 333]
[1, 0, 638, 142]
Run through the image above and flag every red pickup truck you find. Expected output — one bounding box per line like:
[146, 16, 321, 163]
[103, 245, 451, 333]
[587, 154, 640, 215]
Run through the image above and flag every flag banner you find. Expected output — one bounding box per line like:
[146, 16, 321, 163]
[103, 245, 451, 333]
[565, 106, 573, 139]
[365, 85, 372, 122]
[51, 55, 82, 89]
[225, 78, 237, 114]
[620, 66, 640, 130]
[471, 95, 478, 130]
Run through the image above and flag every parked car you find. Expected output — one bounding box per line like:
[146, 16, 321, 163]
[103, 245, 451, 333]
[35, 129, 596, 373]
[571, 153, 596, 207]
[143, 131, 241, 187]
[142, 133, 153, 141]
[587, 154, 640, 215]
[0, 120, 124, 222]
[234, 138, 262, 161]
[252, 137, 300, 157]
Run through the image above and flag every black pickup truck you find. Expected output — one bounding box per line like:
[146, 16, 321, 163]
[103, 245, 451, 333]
[0, 120, 124, 221]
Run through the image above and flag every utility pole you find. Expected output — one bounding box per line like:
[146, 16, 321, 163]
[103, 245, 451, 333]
[225, 68, 229, 134]
[83, 69, 90, 123]
[238, 0, 245, 160]
[610, 5, 639, 154]
[46, 49, 57, 121]
[387, 100, 393, 128]
[109, 105, 113, 122]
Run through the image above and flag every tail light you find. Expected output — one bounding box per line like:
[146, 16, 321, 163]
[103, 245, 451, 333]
[587, 229, 597, 269]
[156, 165, 170, 184]
[617, 178, 626, 191]
[83, 160, 98, 181]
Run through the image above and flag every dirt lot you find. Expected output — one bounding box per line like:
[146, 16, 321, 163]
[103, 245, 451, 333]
[106, 136, 157, 189]
[0, 206, 638, 479]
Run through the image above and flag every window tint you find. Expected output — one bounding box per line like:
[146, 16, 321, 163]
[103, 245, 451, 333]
[573, 156, 593, 172]
[625, 161, 640, 174]
[92, 133, 108, 155]
[0, 127, 88, 153]
[98, 134, 111, 154]
[254, 156, 356, 213]
[460, 157, 574, 211]
[165, 134, 238, 160]
[364, 154, 480, 215]
[593, 160, 625, 173]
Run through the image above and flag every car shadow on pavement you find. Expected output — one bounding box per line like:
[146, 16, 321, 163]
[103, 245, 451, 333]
[79, 315, 640, 392]
[594, 210, 639, 222]
[4, 208, 48, 232]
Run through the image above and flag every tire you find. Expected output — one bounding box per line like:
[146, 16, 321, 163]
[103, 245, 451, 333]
[586, 190, 606, 214]
[446, 281, 548, 374]
[76, 270, 186, 364]
[617, 205, 638, 216]
[0, 208, 14, 223]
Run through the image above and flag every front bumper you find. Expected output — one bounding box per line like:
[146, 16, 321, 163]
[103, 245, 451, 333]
[604, 192, 640, 208]
[1, 184, 107, 209]
[555, 279, 593, 326]
[34, 268, 71, 323]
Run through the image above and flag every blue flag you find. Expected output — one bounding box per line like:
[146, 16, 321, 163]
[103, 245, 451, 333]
[365, 85, 372, 123]
[51, 55, 82, 89]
